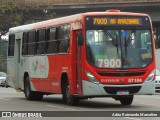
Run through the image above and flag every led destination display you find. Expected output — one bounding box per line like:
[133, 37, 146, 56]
[86, 16, 150, 27]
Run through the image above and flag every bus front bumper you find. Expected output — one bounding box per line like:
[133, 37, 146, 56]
[82, 80, 155, 96]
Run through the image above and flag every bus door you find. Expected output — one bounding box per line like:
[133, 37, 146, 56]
[75, 30, 83, 94]
[14, 32, 22, 89]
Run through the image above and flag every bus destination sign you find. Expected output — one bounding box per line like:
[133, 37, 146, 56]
[86, 17, 144, 26]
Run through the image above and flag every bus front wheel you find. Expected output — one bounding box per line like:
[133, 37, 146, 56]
[63, 82, 79, 106]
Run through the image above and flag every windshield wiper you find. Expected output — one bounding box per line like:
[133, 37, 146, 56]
[124, 35, 128, 57]
[104, 30, 119, 56]
[125, 29, 135, 47]
[115, 35, 119, 57]
[124, 30, 136, 57]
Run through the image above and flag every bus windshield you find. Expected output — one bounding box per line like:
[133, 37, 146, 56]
[86, 29, 153, 69]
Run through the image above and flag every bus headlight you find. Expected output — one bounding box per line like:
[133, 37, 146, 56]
[145, 70, 155, 83]
[86, 71, 99, 84]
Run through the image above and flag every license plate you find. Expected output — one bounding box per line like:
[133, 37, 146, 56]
[156, 84, 160, 87]
[117, 91, 129, 95]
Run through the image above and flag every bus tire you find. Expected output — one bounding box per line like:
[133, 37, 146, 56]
[63, 81, 79, 106]
[5, 81, 8, 88]
[24, 76, 43, 101]
[120, 95, 134, 105]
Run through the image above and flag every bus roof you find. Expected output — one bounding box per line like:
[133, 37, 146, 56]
[9, 11, 149, 34]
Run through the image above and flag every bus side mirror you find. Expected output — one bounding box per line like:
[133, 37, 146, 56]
[77, 34, 84, 46]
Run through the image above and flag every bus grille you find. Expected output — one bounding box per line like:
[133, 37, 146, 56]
[98, 72, 145, 77]
[103, 86, 141, 94]
[156, 87, 160, 89]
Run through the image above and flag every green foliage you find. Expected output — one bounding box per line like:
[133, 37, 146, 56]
[0, 0, 55, 34]
[0, 0, 55, 72]
[0, 0, 20, 33]
[0, 41, 7, 72]
[0, 55, 5, 63]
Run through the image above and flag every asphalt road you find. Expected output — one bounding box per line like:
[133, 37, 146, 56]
[0, 87, 160, 120]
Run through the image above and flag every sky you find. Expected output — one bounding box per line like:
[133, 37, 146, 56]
[1, 34, 8, 41]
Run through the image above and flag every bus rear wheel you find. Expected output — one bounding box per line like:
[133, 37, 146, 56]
[119, 95, 134, 105]
[24, 76, 43, 101]
[63, 81, 79, 106]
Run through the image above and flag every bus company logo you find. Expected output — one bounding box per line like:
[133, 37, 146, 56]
[32, 60, 38, 73]
[32, 59, 45, 74]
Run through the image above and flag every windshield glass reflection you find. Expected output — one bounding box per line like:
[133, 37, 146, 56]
[86, 29, 153, 69]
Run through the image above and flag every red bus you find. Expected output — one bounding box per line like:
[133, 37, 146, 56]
[7, 10, 155, 106]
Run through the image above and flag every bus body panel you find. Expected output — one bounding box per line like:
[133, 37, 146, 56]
[82, 80, 155, 96]
[26, 54, 72, 94]
[7, 32, 23, 89]
[7, 10, 155, 104]
[7, 57, 15, 88]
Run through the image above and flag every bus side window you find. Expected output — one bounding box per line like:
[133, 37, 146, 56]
[46, 27, 56, 54]
[37, 29, 46, 54]
[8, 34, 15, 57]
[56, 27, 60, 53]
[58, 25, 70, 53]
[22, 32, 28, 56]
[28, 31, 36, 55]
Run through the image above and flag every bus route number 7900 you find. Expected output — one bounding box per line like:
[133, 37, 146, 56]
[98, 59, 121, 68]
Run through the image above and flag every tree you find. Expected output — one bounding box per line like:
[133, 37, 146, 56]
[0, 0, 55, 72]
[0, 41, 7, 72]
[0, 0, 55, 35]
